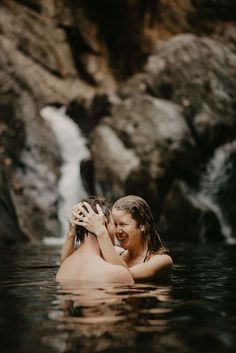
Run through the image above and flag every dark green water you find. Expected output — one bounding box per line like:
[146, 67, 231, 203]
[0, 242, 235, 353]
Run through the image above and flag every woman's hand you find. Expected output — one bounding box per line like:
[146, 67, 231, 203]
[72, 201, 107, 237]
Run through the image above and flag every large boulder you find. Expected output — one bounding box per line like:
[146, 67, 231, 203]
[119, 34, 236, 154]
[91, 124, 140, 199]
[91, 93, 197, 212]
[143, 34, 236, 152]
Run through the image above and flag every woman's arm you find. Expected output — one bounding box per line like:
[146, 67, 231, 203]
[96, 228, 128, 268]
[60, 215, 76, 263]
[129, 254, 173, 281]
[73, 202, 128, 269]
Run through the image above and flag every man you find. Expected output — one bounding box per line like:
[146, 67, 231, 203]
[56, 196, 134, 284]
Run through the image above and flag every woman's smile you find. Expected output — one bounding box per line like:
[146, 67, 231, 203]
[116, 233, 129, 245]
[112, 208, 143, 250]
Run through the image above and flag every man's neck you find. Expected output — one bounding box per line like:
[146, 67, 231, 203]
[77, 233, 102, 256]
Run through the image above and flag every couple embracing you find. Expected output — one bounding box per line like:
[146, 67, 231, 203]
[56, 195, 173, 284]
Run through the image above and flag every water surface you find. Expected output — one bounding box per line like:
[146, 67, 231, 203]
[0, 243, 235, 353]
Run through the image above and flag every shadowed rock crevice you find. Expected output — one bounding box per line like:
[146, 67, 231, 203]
[63, 26, 98, 85]
[14, 0, 42, 13]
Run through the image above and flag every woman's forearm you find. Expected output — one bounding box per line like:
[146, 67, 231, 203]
[96, 229, 128, 268]
[60, 231, 76, 263]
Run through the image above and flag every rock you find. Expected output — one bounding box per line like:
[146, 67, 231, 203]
[66, 92, 117, 134]
[91, 94, 197, 210]
[91, 124, 140, 200]
[89, 33, 236, 242]
[158, 181, 223, 242]
[143, 34, 236, 152]
[0, 169, 26, 244]
[0, 2, 95, 105]
[11, 94, 62, 241]
[199, 141, 236, 240]
[80, 158, 96, 195]
[0, 70, 62, 242]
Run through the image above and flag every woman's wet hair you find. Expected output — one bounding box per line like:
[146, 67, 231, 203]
[113, 195, 168, 255]
[76, 196, 111, 242]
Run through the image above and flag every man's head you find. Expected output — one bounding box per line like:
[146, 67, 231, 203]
[76, 196, 113, 243]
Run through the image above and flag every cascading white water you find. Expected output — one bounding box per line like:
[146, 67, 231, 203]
[196, 141, 236, 244]
[40, 106, 90, 244]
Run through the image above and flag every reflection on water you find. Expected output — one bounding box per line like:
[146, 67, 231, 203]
[50, 282, 173, 353]
[0, 243, 235, 353]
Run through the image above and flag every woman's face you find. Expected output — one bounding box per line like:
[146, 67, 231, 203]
[112, 208, 143, 249]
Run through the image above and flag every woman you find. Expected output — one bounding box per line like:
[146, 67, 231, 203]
[74, 195, 172, 281]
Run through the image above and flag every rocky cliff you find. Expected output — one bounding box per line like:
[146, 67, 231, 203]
[1, 0, 236, 243]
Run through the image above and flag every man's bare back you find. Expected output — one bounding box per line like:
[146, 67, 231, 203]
[56, 234, 133, 284]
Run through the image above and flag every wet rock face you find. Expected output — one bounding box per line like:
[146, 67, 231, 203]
[158, 181, 224, 243]
[1, 0, 236, 243]
[144, 35, 236, 152]
[87, 34, 236, 242]
[90, 93, 198, 215]
[199, 141, 236, 240]
[0, 77, 62, 242]
[10, 92, 62, 241]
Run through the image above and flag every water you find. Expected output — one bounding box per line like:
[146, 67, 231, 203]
[40, 106, 89, 243]
[0, 243, 235, 353]
[197, 141, 236, 244]
[184, 141, 236, 244]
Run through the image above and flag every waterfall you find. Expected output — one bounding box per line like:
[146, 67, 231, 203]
[196, 141, 236, 244]
[40, 106, 90, 245]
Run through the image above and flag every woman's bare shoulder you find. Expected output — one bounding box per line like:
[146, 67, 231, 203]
[149, 253, 173, 267]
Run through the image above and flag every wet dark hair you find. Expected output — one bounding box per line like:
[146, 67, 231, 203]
[113, 195, 168, 255]
[76, 196, 111, 242]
